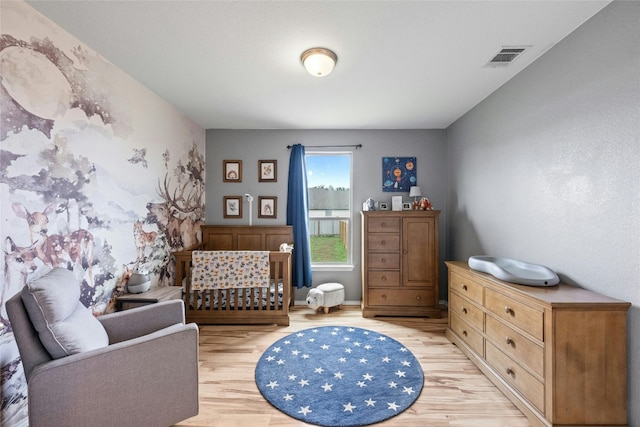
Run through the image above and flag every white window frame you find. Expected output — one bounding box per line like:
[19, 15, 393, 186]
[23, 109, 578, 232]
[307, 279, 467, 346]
[306, 151, 354, 272]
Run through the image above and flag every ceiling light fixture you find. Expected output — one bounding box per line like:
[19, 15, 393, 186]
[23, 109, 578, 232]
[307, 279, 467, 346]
[301, 47, 337, 77]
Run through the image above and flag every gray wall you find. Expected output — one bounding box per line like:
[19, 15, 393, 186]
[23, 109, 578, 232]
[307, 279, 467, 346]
[206, 129, 447, 303]
[445, 2, 640, 424]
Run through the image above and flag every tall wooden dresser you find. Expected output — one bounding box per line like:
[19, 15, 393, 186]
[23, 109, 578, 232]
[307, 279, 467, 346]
[361, 210, 440, 318]
[445, 261, 630, 427]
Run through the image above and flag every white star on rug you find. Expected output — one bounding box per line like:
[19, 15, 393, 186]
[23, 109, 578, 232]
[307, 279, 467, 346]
[387, 402, 400, 411]
[403, 386, 415, 395]
[359, 357, 368, 363]
[365, 398, 376, 406]
[277, 359, 285, 365]
[284, 394, 294, 401]
[382, 356, 391, 363]
[334, 372, 344, 379]
[321, 382, 333, 392]
[356, 381, 367, 388]
[343, 402, 357, 412]
[266, 381, 279, 389]
[272, 347, 281, 353]
[314, 367, 325, 374]
[321, 344, 330, 350]
[395, 370, 406, 378]
[298, 379, 309, 387]
[288, 374, 297, 380]
[298, 406, 312, 416]
[401, 360, 411, 366]
[362, 373, 374, 381]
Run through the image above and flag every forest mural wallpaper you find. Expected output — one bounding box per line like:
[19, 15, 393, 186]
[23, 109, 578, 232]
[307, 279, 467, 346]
[0, 2, 206, 425]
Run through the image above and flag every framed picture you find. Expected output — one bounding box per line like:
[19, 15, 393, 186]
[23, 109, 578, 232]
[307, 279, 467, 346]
[258, 160, 277, 182]
[379, 202, 389, 210]
[223, 160, 242, 182]
[223, 196, 242, 218]
[382, 157, 417, 192]
[258, 196, 277, 218]
[402, 202, 412, 210]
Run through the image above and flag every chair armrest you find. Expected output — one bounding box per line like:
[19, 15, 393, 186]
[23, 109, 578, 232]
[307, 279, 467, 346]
[98, 299, 187, 344]
[27, 323, 199, 426]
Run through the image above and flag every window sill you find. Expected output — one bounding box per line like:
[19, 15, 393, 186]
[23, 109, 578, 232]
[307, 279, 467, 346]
[311, 264, 355, 272]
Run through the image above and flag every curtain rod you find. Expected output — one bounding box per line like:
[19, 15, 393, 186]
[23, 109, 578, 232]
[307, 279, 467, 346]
[286, 144, 362, 149]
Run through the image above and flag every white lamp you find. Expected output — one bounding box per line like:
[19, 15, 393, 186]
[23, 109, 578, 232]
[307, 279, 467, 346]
[301, 48, 337, 77]
[409, 186, 422, 208]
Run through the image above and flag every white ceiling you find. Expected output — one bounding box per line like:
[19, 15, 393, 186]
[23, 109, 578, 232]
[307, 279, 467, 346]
[26, 1, 610, 130]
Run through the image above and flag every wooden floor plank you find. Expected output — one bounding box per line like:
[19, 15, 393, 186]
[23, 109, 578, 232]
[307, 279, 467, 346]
[175, 306, 531, 426]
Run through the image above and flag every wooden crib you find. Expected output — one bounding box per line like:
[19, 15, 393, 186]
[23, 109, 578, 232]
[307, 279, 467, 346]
[172, 225, 294, 326]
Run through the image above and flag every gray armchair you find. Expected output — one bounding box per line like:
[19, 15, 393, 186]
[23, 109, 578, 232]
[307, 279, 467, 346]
[6, 268, 199, 427]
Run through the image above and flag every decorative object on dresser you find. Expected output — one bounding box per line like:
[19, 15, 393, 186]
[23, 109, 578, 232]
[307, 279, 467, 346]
[445, 261, 630, 427]
[361, 210, 440, 318]
[173, 225, 294, 326]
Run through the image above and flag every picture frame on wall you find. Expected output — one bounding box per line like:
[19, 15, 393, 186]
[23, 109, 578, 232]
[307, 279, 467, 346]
[223, 160, 242, 182]
[258, 196, 277, 218]
[382, 156, 417, 192]
[258, 160, 277, 182]
[223, 196, 242, 218]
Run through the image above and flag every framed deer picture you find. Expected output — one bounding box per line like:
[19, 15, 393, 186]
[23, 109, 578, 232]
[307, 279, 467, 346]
[223, 160, 242, 182]
[258, 160, 277, 182]
[223, 196, 243, 218]
[258, 196, 277, 218]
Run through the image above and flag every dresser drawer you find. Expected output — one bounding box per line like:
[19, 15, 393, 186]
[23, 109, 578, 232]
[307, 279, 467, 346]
[449, 291, 484, 331]
[368, 217, 400, 233]
[485, 315, 544, 378]
[367, 233, 400, 251]
[486, 289, 543, 341]
[450, 272, 484, 305]
[368, 289, 434, 307]
[451, 312, 484, 356]
[368, 271, 400, 287]
[367, 253, 400, 269]
[486, 341, 544, 412]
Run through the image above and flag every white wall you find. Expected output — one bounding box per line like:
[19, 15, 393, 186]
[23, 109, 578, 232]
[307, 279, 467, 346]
[446, 1, 639, 424]
[206, 129, 447, 303]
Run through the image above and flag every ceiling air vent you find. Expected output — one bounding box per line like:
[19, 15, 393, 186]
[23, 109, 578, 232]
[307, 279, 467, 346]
[485, 46, 530, 68]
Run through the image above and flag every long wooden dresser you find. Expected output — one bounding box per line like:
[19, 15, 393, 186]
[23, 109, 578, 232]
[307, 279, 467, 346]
[445, 261, 630, 427]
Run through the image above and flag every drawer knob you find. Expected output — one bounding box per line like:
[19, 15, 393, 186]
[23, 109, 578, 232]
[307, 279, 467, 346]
[381, 276, 386, 281]
[461, 284, 468, 291]
[381, 258, 386, 263]
[504, 306, 513, 315]
[461, 307, 468, 314]
[506, 337, 514, 346]
[462, 330, 468, 337]
[381, 240, 386, 245]
[381, 222, 386, 227]
[415, 295, 421, 301]
[506, 367, 515, 377]
[381, 294, 387, 300]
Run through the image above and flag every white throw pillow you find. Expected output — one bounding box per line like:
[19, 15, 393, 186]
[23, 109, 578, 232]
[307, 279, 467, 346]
[21, 268, 109, 359]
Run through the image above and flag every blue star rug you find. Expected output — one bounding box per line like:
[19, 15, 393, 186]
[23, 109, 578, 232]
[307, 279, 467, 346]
[255, 326, 423, 426]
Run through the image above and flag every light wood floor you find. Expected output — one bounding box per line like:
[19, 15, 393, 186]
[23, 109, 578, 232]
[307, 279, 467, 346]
[175, 306, 531, 427]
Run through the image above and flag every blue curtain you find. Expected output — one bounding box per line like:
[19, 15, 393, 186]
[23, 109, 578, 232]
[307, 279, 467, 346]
[287, 144, 313, 288]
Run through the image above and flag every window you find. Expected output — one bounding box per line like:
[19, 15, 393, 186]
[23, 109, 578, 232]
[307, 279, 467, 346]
[306, 152, 353, 269]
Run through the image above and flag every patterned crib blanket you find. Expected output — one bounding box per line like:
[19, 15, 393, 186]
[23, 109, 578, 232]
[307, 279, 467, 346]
[191, 250, 270, 289]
